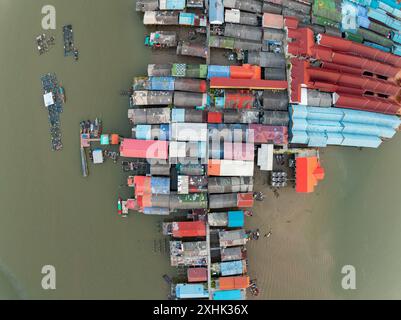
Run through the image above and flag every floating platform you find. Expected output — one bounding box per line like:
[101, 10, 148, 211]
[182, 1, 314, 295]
[63, 24, 79, 61]
[41, 73, 65, 151]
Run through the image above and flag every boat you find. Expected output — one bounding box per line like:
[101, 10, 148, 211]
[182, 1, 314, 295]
[163, 274, 173, 285]
[117, 197, 123, 216]
[58, 86, 66, 103]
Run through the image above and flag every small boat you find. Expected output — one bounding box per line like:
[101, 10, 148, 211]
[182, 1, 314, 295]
[163, 274, 173, 285]
[117, 197, 123, 216]
[58, 86, 66, 103]
[73, 49, 79, 61]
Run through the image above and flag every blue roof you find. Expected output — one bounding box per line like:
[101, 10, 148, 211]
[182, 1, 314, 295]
[289, 105, 400, 148]
[151, 177, 170, 194]
[179, 12, 195, 25]
[160, 124, 170, 141]
[228, 211, 245, 228]
[364, 41, 391, 53]
[213, 290, 244, 300]
[176, 284, 209, 299]
[209, 0, 224, 24]
[368, 7, 401, 29]
[163, 0, 186, 10]
[207, 65, 230, 79]
[220, 261, 244, 276]
[391, 31, 401, 44]
[150, 76, 175, 91]
[136, 125, 151, 140]
[172, 109, 185, 122]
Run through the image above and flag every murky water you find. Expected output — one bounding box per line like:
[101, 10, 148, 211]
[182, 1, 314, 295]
[0, 0, 173, 299]
[1, 0, 401, 299]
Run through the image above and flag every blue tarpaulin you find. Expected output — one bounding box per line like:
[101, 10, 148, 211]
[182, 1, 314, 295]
[228, 211, 245, 228]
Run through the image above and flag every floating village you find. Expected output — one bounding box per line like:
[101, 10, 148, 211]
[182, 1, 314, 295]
[72, 0, 401, 300]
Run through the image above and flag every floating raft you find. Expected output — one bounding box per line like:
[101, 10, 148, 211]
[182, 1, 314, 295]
[41, 73, 64, 151]
[63, 24, 79, 61]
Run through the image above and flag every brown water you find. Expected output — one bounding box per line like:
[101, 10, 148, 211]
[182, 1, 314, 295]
[1, 0, 401, 299]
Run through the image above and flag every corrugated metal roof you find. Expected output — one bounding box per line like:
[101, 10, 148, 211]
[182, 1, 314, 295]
[290, 105, 400, 148]
[119, 139, 169, 159]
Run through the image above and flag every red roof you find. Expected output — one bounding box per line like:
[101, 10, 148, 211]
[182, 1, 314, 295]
[313, 46, 400, 79]
[211, 78, 287, 90]
[287, 27, 315, 57]
[230, 64, 261, 79]
[172, 221, 206, 238]
[208, 112, 223, 123]
[289, 58, 401, 114]
[187, 268, 208, 282]
[131, 176, 152, 196]
[290, 58, 309, 103]
[224, 92, 255, 109]
[296, 156, 325, 193]
[119, 139, 168, 159]
[307, 66, 400, 97]
[317, 33, 401, 68]
[284, 16, 299, 29]
[237, 193, 254, 208]
[334, 93, 401, 115]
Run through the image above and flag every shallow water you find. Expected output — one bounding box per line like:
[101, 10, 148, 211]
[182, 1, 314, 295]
[0, 0, 401, 299]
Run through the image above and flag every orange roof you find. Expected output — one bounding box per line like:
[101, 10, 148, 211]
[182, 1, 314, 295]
[208, 160, 221, 176]
[219, 276, 250, 290]
[296, 156, 325, 193]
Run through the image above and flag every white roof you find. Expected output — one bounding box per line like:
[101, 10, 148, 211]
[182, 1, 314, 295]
[257, 144, 273, 171]
[225, 9, 240, 23]
[92, 149, 104, 164]
[43, 92, 54, 107]
[171, 123, 208, 142]
[169, 141, 187, 158]
[220, 160, 254, 176]
[177, 176, 189, 194]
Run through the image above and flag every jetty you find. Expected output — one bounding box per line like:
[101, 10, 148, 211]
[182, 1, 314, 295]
[79, 119, 121, 177]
